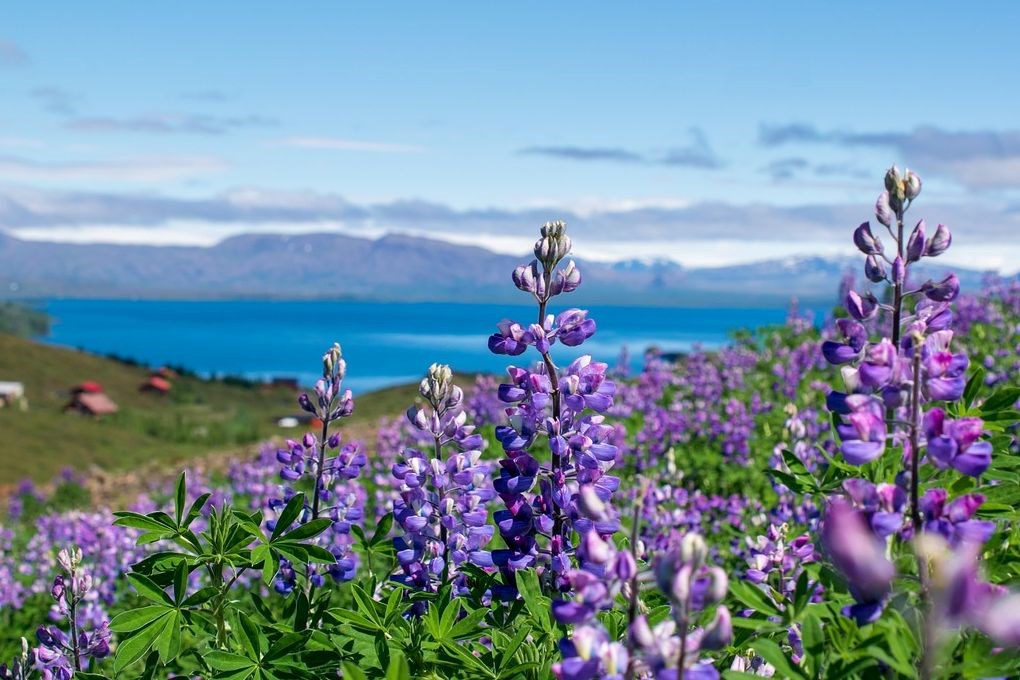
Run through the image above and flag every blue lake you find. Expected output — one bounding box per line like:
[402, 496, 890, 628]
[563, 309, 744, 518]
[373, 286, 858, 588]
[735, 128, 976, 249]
[36, 300, 816, 393]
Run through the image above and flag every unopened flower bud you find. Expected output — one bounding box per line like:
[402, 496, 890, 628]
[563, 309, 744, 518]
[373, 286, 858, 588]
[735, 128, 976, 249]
[892, 256, 905, 285]
[679, 532, 708, 568]
[297, 393, 315, 414]
[57, 547, 81, 572]
[707, 566, 729, 603]
[701, 606, 733, 650]
[512, 261, 540, 294]
[333, 389, 354, 417]
[906, 219, 926, 263]
[322, 342, 342, 379]
[615, 550, 637, 581]
[302, 433, 316, 448]
[884, 165, 901, 193]
[864, 254, 887, 283]
[884, 165, 906, 204]
[875, 192, 895, 228]
[845, 290, 878, 321]
[582, 531, 612, 565]
[853, 222, 883, 255]
[630, 615, 655, 649]
[671, 564, 693, 603]
[534, 220, 571, 268]
[925, 223, 951, 257]
[420, 363, 454, 406]
[923, 274, 960, 302]
[577, 484, 608, 521]
[551, 259, 582, 296]
[904, 169, 921, 200]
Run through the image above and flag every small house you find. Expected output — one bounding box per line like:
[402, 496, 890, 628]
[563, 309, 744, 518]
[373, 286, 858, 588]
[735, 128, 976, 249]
[73, 381, 105, 395]
[140, 375, 172, 394]
[0, 381, 26, 410]
[65, 383, 118, 416]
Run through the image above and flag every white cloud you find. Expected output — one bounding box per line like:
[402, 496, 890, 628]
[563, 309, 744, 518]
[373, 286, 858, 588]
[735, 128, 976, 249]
[0, 155, 227, 183]
[270, 136, 425, 153]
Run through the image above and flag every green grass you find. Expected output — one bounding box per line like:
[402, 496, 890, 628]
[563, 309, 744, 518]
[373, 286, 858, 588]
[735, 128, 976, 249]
[0, 333, 429, 488]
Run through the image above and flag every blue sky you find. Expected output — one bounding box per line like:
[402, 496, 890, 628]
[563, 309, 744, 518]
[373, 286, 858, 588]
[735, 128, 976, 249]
[2, 3, 1019, 269]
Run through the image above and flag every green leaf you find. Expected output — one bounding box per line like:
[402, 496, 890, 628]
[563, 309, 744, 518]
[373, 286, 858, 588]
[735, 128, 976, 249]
[205, 651, 257, 672]
[297, 542, 339, 564]
[281, 518, 332, 542]
[370, 513, 394, 546]
[728, 580, 780, 617]
[127, 572, 175, 606]
[964, 367, 987, 408]
[263, 632, 307, 662]
[181, 585, 218, 608]
[184, 493, 212, 528]
[156, 611, 182, 664]
[237, 611, 263, 659]
[980, 386, 1020, 414]
[109, 606, 172, 633]
[751, 639, 806, 680]
[114, 612, 172, 673]
[273, 493, 306, 541]
[515, 569, 551, 631]
[113, 512, 176, 534]
[174, 472, 187, 526]
[386, 651, 411, 680]
[800, 612, 824, 675]
[173, 560, 188, 606]
[341, 662, 368, 680]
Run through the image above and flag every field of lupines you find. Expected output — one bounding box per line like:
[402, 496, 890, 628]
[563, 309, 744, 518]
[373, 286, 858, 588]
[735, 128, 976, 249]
[1, 167, 1018, 679]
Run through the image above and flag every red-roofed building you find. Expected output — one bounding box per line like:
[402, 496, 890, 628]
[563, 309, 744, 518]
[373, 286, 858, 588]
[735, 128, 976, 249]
[140, 376, 172, 394]
[65, 391, 118, 416]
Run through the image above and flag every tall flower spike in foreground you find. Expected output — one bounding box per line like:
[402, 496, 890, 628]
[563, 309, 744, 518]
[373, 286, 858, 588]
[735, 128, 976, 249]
[488, 220, 619, 593]
[391, 364, 494, 595]
[823, 166, 989, 532]
[33, 546, 111, 679]
[628, 533, 730, 680]
[273, 342, 366, 594]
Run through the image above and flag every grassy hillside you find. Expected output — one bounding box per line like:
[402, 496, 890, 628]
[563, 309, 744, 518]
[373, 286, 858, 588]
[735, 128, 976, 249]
[0, 334, 420, 488]
[0, 301, 49, 337]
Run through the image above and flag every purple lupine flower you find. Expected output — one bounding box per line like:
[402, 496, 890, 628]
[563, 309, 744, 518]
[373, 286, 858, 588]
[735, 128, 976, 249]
[487, 220, 625, 604]
[31, 546, 111, 678]
[627, 533, 728, 678]
[836, 395, 887, 465]
[853, 222, 883, 255]
[270, 343, 365, 589]
[821, 499, 895, 624]
[918, 489, 995, 546]
[923, 409, 992, 477]
[552, 624, 628, 680]
[392, 365, 495, 595]
[925, 223, 951, 257]
[905, 219, 926, 263]
[923, 274, 961, 302]
[922, 333, 969, 402]
[841, 478, 906, 539]
[822, 319, 867, 365]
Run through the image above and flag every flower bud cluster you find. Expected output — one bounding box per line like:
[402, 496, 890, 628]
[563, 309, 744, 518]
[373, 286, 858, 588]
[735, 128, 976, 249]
[272, 343, 366, 592]
[487, 221, 622, 596]
[627, 533, 732, 678]
[392, 366, 495, 594]
[32, 546, 111, 679]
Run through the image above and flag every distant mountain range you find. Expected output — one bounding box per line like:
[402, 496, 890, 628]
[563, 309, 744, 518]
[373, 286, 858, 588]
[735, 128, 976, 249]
[0, 231, 1001, 306]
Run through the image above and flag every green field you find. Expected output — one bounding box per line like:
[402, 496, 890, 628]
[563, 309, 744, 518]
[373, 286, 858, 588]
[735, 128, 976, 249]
[0, 333, 420, 489]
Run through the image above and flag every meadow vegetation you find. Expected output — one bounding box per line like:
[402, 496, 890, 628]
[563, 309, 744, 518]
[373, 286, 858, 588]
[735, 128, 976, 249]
[0, 167, 1017, 680]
